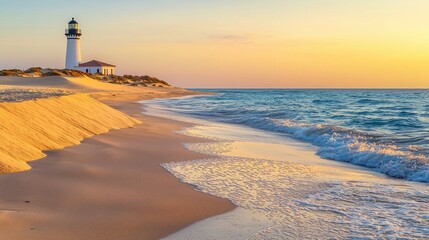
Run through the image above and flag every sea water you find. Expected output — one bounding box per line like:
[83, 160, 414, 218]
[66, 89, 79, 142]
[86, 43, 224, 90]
[142, 89, 429, 239]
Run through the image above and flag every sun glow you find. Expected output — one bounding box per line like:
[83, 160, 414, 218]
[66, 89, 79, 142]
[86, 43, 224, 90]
[1, 0, 428, 88]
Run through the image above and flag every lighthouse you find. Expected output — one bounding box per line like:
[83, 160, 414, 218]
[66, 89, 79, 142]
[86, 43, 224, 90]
[65, 18, 82, 69]
[64, 18, 116, 74]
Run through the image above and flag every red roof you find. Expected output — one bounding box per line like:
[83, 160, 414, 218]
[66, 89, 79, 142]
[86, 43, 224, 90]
[79, 60, 116, 67]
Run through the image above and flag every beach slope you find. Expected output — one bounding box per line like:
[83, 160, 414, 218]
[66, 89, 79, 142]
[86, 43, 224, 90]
[0, 94, 141, 173]
[0, 76, 234, 239]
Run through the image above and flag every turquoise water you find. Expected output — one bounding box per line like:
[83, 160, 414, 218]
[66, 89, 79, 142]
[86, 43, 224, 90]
[149, 89, 429, 182]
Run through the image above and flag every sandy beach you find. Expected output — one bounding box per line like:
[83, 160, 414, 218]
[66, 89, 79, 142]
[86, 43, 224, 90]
[1, 76, 427, 239]
[0, 76, 234, 240]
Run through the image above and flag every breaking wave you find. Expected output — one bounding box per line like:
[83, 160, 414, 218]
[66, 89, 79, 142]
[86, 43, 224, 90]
[261, 119, 429, 182]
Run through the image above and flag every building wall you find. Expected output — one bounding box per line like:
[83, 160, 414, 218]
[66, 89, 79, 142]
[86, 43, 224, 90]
[101, 67, 115, 75]
[75, 66, 115, 75]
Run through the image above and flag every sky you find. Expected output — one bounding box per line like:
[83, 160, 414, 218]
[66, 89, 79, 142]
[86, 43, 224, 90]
[0, 0, 428, 88]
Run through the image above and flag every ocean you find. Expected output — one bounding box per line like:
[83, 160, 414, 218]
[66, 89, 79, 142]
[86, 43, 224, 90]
[143, 89, 429, 239]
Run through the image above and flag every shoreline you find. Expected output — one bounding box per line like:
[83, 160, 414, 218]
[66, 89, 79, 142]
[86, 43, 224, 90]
[0, 94, 234, 240]
[146, 99, 429, 239]
[1, 83, 427, 239]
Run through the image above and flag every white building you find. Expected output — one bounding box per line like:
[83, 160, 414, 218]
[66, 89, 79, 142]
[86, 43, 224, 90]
[78, 60, 116, 75]
[65, 18, 116, 75]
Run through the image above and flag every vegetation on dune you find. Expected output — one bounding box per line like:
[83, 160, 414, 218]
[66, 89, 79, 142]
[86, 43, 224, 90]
[107, 75, 170, 87]
[0, 68, 171, 88]
[24, 67, 43, 73]
[0, 69, 26, 76]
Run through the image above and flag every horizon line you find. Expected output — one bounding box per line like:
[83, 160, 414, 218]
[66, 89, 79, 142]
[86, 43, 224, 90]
[188, 87, 429, 90]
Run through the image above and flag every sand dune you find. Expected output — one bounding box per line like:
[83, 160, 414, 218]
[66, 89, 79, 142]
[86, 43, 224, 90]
[0, 76, 196, 173]
[0, 76, 83, 89]
[0, 76, 196, 102]
[0, 93, 141, 173]
[0, 76, 135, 91]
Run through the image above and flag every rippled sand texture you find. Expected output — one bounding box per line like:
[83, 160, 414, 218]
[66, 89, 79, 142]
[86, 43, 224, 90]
[0, 88, 70, 102]
[0, 94, 141, 173]
[160, 122, 429, 239]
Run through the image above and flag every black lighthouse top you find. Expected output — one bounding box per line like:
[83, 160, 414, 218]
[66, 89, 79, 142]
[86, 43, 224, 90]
[69, 18, 78, 24]
[65, 18, 82, 37]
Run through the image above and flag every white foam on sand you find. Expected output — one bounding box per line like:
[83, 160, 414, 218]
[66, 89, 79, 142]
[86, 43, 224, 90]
[143, 103, 429, 240]
[163, 156, 428, 239]
[162, 208, 271, 240]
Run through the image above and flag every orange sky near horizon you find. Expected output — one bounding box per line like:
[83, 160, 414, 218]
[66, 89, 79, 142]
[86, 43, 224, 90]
[0, 0, 428, 88]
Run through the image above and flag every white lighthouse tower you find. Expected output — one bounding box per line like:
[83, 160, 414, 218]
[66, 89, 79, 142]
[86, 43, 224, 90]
[65, 18, 82, 69]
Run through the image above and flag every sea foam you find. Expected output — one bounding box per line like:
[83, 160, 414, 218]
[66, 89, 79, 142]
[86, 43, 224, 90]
[163, 154, 429, 239]
[267, 119, 429, 182]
